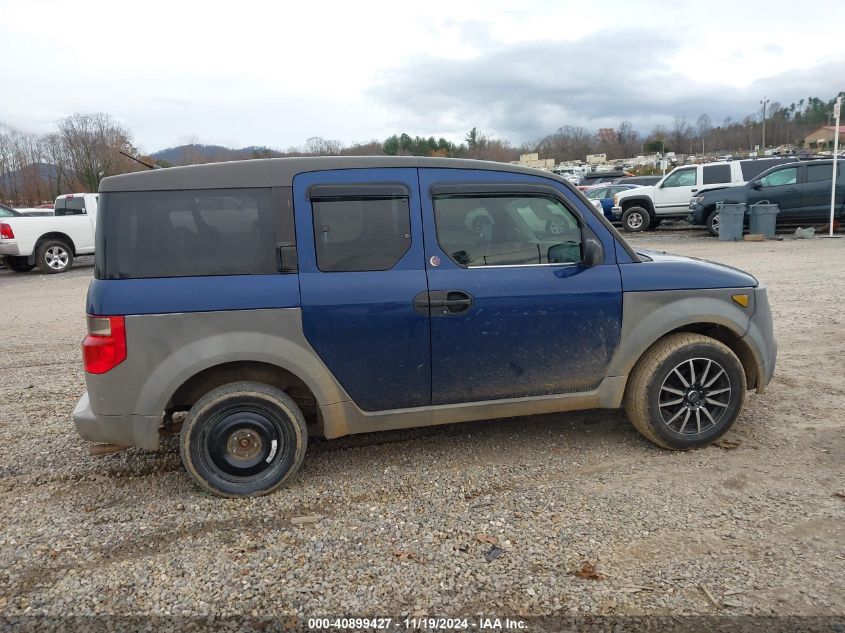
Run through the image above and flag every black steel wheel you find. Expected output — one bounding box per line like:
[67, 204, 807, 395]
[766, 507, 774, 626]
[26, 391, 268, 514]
[180, 382, 307, 497]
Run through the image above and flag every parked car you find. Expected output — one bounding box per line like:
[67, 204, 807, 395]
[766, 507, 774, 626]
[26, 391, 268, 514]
[577, 170, 631, 190]
[613, 176, 661, 186]
[0, 193, 98, 273]
[612, 157, 799, 232]
[0, 203, 23, 218]
[71, 157, 776, 498]
[584, 184, 641, 221]
[688, 160, 845, 235]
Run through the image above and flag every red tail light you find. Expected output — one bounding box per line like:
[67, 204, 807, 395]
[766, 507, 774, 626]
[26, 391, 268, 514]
[0, 223, 13, 239]
[83, 316, 127, 374]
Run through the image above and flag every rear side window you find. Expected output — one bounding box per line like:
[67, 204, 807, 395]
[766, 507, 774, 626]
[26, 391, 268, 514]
[311, 196, 411, 272]
[433, 195, 582, 267]
[703, 164, 731, 185]
[97, 188, 278, 279]
[806, 164, 836, 182]
[55, 197, 86, 215]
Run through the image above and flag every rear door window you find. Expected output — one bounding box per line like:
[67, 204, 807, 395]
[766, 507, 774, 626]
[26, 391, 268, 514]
[807, 164, 833, 183]
[702, 164, 732, 185]
[311, 195, 411, 272]
[97, 188, 278, 279]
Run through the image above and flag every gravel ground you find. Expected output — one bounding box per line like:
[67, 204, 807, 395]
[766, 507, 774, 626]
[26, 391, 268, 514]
[1, 228, 844, 629]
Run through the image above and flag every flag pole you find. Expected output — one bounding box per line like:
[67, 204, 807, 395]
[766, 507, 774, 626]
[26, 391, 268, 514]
[829, 96, 841, 238]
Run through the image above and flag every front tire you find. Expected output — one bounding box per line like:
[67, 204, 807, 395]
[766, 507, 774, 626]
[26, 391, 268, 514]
[4, 256, 35, 272]
[624, 333, 746, 450]
[180, 382, 308, 498]
[621, 206, 649, 232]
[35, 239, 73, 273]
[706, 209, 720, 237]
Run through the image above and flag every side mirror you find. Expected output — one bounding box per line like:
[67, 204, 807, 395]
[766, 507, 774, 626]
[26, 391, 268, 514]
[751, 181, 762, 190]
[549, 237, 602, 267]
[582, 236, 603, 267]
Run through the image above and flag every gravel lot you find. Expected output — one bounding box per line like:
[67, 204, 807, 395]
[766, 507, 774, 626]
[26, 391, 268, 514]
[1, 227, 844, 628]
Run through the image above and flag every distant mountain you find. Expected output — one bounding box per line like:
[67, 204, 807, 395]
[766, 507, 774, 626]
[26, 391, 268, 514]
[149, 144, 280, 164]
[0, 162, 57, 189]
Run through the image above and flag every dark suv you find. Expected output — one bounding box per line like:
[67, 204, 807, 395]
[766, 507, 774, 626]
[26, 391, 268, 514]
[73, 157, 776, 497]
[689, 160, 845, 235]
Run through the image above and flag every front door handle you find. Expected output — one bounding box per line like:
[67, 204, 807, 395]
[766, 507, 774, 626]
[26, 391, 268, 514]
[413, 290, 474, 316]
[441, 292, 473, 314]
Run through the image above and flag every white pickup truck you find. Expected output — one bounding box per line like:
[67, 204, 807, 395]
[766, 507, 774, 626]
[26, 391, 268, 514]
[611, 157, 797, 232]
[0, 193, 98, 273]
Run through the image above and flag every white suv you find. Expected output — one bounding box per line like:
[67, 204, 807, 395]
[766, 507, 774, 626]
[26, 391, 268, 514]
[611, 158, 797, 232]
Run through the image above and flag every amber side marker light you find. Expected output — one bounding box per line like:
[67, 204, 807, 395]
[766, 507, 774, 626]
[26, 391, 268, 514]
[732, 294, 749, 308]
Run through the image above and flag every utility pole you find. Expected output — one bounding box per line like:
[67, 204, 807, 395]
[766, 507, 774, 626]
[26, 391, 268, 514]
[760, 97, 770, 152]
[828, 96, 841, 238]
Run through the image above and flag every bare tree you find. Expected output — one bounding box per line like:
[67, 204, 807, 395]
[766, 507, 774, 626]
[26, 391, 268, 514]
[671, 116, 692, 154]
[616, 120, 641, 158]
[304, 137, 343, 155]
[696, 114, 712, 154]
[57, 113, 137, 192]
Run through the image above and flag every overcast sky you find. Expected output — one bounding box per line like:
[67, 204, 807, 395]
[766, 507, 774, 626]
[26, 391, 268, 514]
[2, 0, 843, 153]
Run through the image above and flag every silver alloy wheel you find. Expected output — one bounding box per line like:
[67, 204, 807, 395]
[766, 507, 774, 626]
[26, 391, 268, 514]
[711, 212, 720, 233]
[45, 245, 69, 270]
[658, 357, 731, 435]
[626, 211, 644, 230]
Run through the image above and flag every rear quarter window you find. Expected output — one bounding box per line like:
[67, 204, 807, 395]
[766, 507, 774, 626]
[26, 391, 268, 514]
[96, 188, 279, 279]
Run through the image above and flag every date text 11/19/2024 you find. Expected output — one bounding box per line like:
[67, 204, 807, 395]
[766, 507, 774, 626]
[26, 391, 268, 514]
[307, 616, 527, 630]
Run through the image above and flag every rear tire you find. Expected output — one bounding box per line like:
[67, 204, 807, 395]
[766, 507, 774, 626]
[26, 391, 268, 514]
[621, 206, 649, 232]
[180, 382, 308, 498]
[706, 209, 720, 237]
[4, 256, 35, 272]
[624, 333, 746, 450]
[35, 239, 73, 274]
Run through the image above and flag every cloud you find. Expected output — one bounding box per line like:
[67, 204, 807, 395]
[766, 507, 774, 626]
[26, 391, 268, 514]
[369, 30, 845, 141]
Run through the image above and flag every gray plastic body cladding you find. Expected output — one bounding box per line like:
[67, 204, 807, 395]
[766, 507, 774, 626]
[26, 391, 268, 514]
[746, 287, 777, 391]
[320, 376, 627, 437]
[73, 392, 160, 450]
[607, 287, 774, 391]
[81, 308, 350, 445]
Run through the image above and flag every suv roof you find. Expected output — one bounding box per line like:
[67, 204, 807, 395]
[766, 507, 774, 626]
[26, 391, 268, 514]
[100, 156, 578, 193]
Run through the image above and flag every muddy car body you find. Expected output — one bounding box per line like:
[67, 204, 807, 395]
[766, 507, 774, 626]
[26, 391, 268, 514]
[73, 157, 777, 497]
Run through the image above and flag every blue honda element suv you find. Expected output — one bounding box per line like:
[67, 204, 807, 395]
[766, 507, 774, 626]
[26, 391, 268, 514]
[73, 157, 776, 497]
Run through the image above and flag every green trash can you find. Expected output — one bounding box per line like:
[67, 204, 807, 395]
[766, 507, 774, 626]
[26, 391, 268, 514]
[748, 201, 779, 238]
[718, 203, 746, 241]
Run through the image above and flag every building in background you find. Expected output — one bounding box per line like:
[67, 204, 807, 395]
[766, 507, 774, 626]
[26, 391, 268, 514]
[511, 153, 555, 170]
[804, 125, 844, 149]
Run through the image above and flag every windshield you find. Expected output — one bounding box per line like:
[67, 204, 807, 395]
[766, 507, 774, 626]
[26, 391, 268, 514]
[0, 204, 22, 217]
